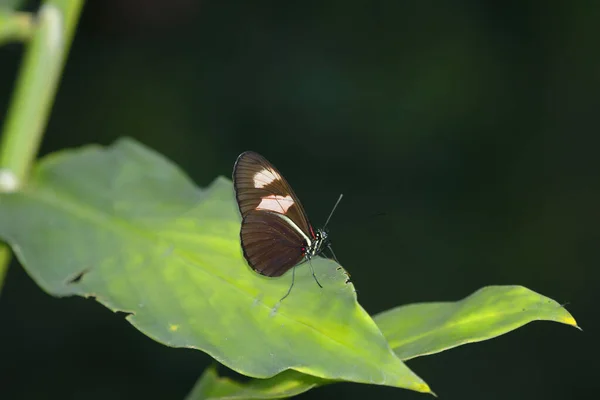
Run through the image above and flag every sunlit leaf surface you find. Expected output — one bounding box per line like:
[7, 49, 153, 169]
[188, 285, 577, 399]
[0, 138, 430, 393]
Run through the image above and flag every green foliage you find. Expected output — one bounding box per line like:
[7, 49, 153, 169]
[187, 286, 577, 399]
[186, 367, 326, 400]
[0, 138, 429, 393]
[0, 0, 84, 294]
[0, 139, 578, 398]
[0, 2, 585, 398]
[376, 285, 577, 361]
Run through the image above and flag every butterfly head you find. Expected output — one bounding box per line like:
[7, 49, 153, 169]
[306, 227, 329, 259]
[317, 228, 329, 244]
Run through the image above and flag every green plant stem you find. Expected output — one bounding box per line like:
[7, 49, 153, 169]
[0, 0, 84, 296]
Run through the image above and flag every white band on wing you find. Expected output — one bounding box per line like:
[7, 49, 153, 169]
[256, 195, 294, 213]
[253, 168, 282, 188]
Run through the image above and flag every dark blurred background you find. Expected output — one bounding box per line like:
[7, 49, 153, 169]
[0, 1, 597, 399]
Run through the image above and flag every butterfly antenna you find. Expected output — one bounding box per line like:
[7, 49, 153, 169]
[327, 245, 341, 265]
[323, 193, 343, 229]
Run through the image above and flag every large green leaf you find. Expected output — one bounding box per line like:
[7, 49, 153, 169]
[377, 285, 578, 360]
[0, 138, 430, 393]
[188, 285, 578, 399]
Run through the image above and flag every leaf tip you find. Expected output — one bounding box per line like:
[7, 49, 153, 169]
[413, 382, 435, 396]
[561, 314, 580, 330]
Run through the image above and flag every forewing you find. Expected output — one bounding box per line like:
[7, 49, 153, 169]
[233, 151, 313, 238]
[240, 211, 307, 277]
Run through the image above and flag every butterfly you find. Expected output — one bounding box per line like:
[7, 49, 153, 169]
[232, 151, 342, 300]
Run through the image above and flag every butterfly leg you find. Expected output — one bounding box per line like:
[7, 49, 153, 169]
[308, 258, 323, 288]
[279, 265, 296, 302]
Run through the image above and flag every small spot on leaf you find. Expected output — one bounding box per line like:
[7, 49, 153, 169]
[162, 245, 174, 258]
[270, 303, 280, 317]
[169, 324, 179, 332]
[252, 293, 264, 308]
[66, 268, 90, 284]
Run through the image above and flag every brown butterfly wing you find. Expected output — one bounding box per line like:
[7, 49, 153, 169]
[233, 151, 314, 239]
[240, 211, 307, 276]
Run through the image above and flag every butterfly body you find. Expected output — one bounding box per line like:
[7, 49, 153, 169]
[233, 151, 330, 278]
